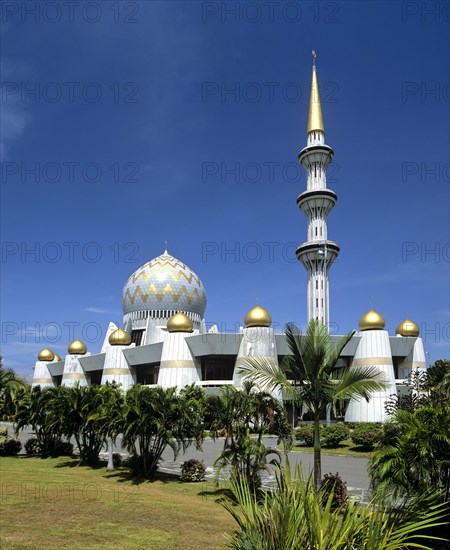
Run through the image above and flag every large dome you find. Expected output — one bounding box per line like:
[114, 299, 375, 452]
[122, 250, 207, 319]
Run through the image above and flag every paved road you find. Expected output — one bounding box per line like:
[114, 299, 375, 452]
[2, 423, 371, 499]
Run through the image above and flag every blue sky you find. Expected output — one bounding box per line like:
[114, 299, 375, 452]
[1, 0, 449, 379]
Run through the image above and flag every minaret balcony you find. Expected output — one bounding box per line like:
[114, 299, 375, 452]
[296, 240, 340, 270]
[298, 144, 334, 168]
[297, 189, 337, 217]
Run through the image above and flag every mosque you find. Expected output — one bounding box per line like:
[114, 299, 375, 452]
[32, 56, 427, 423]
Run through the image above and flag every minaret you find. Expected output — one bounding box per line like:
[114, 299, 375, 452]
[296, 52, 339, 328]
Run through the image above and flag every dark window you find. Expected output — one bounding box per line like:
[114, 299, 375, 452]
[131, 329, 145, 346]
[136, 364, 160, 385]
[90, 370, 103, 385]
[201, 356, 235, 381]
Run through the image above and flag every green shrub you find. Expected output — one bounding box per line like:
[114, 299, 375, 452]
[25, 437, 74, 457]
[180, 459, 206, 482]
[320, 472, 348, 509]
[294, 424, 315, 447]
[25, 437, 40, 454]
[0, 438, 22, 456]
[345, 421, 358, 430]
[0, 427, 8, 438]
[351, 423, 383, 449]
[55, 440, 74, 457]
[321, 423, 350, 448]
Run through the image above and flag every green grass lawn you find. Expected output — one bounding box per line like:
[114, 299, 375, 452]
[0, 456, 236, 549]
[281, 439, 373, 458]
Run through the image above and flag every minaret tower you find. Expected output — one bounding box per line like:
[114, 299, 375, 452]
[296, 52, 339, 328]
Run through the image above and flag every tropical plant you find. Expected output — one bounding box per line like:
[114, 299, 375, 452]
[239, 320, 387, 489]
[85, 382, 124, 470]
[426, 359, 450, 400]
[0, 357, 29, 420]
[320, 472, 348, 509]
[208, 381, 291, 492]
[180, 458, 206, 482]
[370, 405, 450, 504]
[293, 424, 315, 446]
[351, 422, 383, 450]
[46, 384, 115, 465]
[0, 437, 22, 456]
[14, 385, 66, 456]
[221, 460, 449, 550]
[121, 384, 204, 477]
[321, 422, 350, 447]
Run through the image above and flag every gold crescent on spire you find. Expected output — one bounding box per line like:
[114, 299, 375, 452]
[307, 51, 324, 134]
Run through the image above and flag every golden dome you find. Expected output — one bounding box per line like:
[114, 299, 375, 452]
[68, 339, 87, 355]
[109, 328, 131, 346]
[53, 354, 62, 362]
[167, 312, 193, 333]
[359, 309, 386, 331]
[38, 348, 55, 362]
[396, 319, 419, 337]
[244, 306, 272, 328]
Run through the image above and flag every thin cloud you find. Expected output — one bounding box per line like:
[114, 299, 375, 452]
[84, 307, 120, 315]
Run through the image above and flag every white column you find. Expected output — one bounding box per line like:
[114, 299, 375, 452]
[101, 344, 136, 391]
[32, 361, 55, 388]
[158, 332, 201, 389]
[62, 353, 90, 387]
[345, 330, 397, 423]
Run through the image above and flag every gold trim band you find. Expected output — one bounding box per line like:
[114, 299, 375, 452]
[102, 368, 134, 375]
[352, 357, 393, 367]
[62, 373, 86, 379]
[33, 378, 54, 384]
[159, 360, 195, 369]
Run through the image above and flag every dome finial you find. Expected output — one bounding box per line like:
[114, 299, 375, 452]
[307, 50, 324, 134]
[164, 240, 168, 254]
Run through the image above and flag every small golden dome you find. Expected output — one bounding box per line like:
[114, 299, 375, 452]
[244, 305, 272, 328]
[396, 319, 419, 337]
[38, 348, 55, 362]
[68, 339, 87, 355]
[53, 354, 62, 362]
[109, 328, 131, 346]
[167, 312, 194, 333]
[359, 309, 386, 331]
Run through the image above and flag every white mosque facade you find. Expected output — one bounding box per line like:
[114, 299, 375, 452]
[32, 60, 428, 423]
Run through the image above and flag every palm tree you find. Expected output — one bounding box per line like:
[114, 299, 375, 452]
[121, 385, 205, 477]
[238, 320, 387, 489]
[208, 381, 291, 491]
[222, 459, 449, 550]
[0, 358, 29, 420]
[14, 385, 61, 455]
[370, 404, 450, 504]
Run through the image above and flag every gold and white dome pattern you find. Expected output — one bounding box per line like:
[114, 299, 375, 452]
[122, 251, 207, 318]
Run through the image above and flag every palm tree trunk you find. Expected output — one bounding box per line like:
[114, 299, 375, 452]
[106, 437, 114, 471]
[313, 416, 321, 491]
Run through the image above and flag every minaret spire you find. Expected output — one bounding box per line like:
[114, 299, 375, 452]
[307, 50, 325, 134]
[296, 53, 339, 330]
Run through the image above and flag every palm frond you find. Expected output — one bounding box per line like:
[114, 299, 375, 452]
[333, 365, 388, 401]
